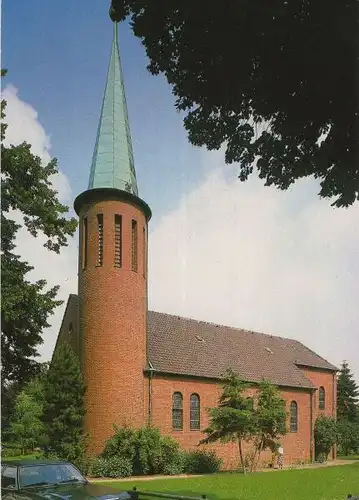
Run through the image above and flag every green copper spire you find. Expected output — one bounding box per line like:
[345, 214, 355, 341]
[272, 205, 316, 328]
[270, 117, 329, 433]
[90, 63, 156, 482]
[88, 22, 138, 196]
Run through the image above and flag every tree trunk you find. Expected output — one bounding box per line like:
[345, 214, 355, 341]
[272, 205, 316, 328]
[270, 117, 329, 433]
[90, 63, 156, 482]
[250, 445, 258, 473]
[238, 437, 246, 475]
[254, 440, 264, 471]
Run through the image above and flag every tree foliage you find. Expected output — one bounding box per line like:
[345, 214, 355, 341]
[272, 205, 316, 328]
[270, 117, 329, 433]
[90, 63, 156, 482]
[10, 382, 45, 454]
[314, 415, 337, 462]
[42, 342, 86, 462]
[1, 70, 77, 413]
[111, 0, 358, 207]
[337, 361, 359, 423]
[336, 419, 359, 456]
[250, 380, 287, 471]
[201, 370, 287, 473]
[201, 369, 256, 474]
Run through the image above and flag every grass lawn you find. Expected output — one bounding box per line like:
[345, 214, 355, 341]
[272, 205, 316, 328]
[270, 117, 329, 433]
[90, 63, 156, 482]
[2, 453, 43, 461]
[102, 463, 359, 500]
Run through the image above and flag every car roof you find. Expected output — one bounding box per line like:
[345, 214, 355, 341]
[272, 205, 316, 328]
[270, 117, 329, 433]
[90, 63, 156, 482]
[2, 460, 67, 467]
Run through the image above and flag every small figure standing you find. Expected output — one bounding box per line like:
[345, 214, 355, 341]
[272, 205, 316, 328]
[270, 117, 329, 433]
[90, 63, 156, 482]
[277, 445, 284, 469]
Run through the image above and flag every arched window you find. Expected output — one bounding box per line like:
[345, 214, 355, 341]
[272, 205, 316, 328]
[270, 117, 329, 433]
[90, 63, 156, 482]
[318, 387, 325, 410]
[190, 394, 200, 430]
[172, 392, 183, 430]
[68, 322, 73, 335]
[290, 401, 298, 432]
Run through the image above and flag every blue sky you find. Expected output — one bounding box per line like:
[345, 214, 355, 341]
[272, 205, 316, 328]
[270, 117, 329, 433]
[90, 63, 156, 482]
[3, 0, 206, 221]
[3, 1, 359, 382]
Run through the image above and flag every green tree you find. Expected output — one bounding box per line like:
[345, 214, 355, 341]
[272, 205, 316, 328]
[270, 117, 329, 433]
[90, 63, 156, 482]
[336, 419, 359, 456]
[314, 415, 337, 462]
[200, 369, 255, 474]
[10, 389, 44, 454]
[42, 342, 86, 463]
[250, 381, 287, 471]
[111, 1, 358, 207]
[337, 361, 359, 423]
[1, 70, 77, 427]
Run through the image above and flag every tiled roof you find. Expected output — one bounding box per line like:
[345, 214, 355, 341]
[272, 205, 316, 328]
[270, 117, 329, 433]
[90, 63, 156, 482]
[147, 311, 338, 389]
[63, 295, 337, 389]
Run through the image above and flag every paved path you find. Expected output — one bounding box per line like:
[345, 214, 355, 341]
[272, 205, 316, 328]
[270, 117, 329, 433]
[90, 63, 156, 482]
[88, 459, 358, 482]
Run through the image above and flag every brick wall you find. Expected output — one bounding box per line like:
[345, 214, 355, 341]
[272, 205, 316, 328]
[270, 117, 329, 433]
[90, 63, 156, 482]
[301, 366, 337, 459]
[52, 295, 80, 359]
[78, 198, 149, 455]
[148, 374, 313, 469]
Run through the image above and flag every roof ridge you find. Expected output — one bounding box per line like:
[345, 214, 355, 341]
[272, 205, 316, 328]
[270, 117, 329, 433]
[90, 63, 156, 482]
[148, 309, 291, 342]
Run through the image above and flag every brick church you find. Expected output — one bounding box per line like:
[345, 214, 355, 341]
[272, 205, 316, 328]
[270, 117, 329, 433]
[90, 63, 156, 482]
[54, 19, 338, 469]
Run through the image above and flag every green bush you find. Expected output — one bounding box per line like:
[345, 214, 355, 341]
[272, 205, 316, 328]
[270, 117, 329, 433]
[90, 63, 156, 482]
[337, 419, 359, 455]
[133, 427, 163, 475]
[314, 415, 337, 461]
[102, 426, 137, 462]
[1, 447, 23, 457]
[159, 436, 184, 475]
[89, 456, 132, 478]
[183, 449, 222, 474]
[102, 426, 184, 476]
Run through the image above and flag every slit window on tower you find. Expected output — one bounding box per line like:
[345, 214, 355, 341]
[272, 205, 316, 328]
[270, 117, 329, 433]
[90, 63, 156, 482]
[97, 214, 104, 266]
[132, 219, 138, 272]
[82, 217, 88, 270]
[114, 215, 122, 268]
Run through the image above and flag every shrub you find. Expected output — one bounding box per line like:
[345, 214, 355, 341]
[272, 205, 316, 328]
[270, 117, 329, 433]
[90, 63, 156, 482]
[102, 425, 184, 476]
[314, 415, 337, 461]
[158, 435, 183, 475]
[1, 446, 23, 457]
[89, 456, 132, 478]
[316, 452, 327, 463]
[133, 427, 163, 475]
[102, 426, 137, 462]
[337, 419, 359, 455]
[184, 449, 222, 474]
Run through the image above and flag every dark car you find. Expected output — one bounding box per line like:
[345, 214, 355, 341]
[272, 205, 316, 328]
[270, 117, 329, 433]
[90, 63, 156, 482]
[1, 460, 132, 500]
[1, 460, 208, 500]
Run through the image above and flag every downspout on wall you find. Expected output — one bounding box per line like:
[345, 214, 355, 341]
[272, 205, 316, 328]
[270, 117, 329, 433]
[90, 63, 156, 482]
[332, 372, 337, 459]
[310, 388, 315, 463]
[148, 362, 155, 426]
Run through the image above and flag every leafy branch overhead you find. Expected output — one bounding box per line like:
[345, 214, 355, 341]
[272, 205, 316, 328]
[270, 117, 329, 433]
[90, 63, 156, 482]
[111, 0, 359, 207]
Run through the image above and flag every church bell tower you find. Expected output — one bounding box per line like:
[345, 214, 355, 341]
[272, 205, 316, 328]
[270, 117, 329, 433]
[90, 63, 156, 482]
[74, 19, 151, 455]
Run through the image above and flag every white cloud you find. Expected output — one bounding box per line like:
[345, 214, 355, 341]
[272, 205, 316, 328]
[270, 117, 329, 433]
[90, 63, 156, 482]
[148, 152, 359, 383]
[4, 84, 359, 386]
[2, 85, 78, 360]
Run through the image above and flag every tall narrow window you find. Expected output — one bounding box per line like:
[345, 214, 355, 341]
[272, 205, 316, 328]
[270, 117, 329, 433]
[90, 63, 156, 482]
[143, 227, 146, 278]
[172, 392, 183, 430]
[114, 215, 122, 268]
[290, 401, 298, 432]
[97, 214, 104, 266]
[190, 394, 200, 430]
[82, 217, 88, 269]
[131, 219, 138, 272]
[318, 387, 325, 409]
